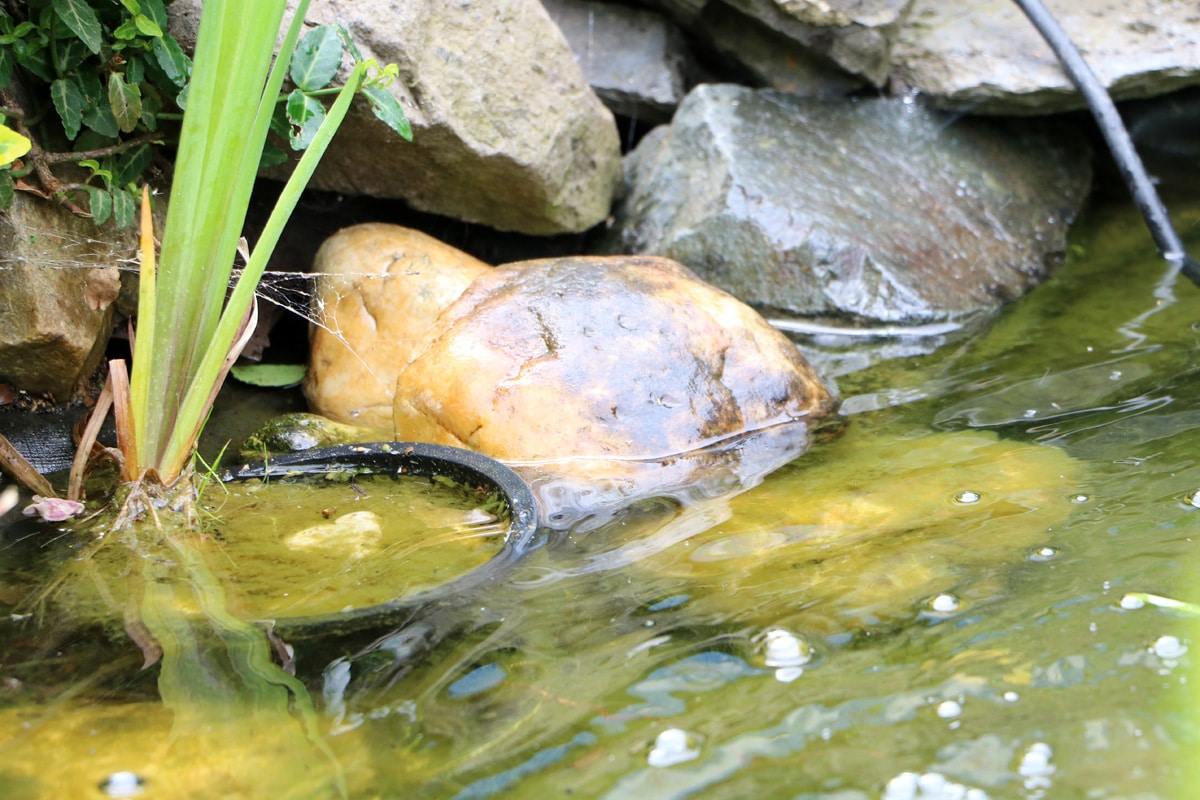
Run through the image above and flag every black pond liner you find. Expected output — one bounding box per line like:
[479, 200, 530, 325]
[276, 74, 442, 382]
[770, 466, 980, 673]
[223, 442, 540, 639]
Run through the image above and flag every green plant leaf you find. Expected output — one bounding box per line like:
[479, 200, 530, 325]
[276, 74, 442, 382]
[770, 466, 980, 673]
[0, 171, 13, 211]
[259, 142, 288, 169]
[113, 18, 140, 40]
[362, 85, 412, 141]
[112, 187, 136, 228]
[87, 185, 113, 225]
[52, 0, 103, 54]
[140, 0, 169, 31]
[133, 13, 162, 38]
[109, 72, 143, 133]
[290, 25, 342, 92]
[51, 37, 89, 76]
[15, 40, 52, 82]
[0, 47, 12, 92]
[152, 34, 190, 87]
[229, 363, 308, 388]
[0, 124, 31, 166]
[114, 143, 153, 186]
[125, 54, 146, 85]
[50, 78, 85, 139]
[285, 89, 324, 150]
[120, 0, 141, 13]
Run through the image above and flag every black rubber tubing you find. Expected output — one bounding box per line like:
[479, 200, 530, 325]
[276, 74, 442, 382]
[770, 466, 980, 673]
[1011, 0, 1200, 285]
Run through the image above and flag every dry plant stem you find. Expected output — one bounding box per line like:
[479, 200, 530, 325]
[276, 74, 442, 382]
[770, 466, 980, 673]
[0, 431, 57, 498]
[67, 375, 116, 503]
[108, 359, 137, 481]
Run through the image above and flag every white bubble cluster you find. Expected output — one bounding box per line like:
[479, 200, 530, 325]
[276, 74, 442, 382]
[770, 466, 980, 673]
[647, 727, 701, 767]
[882, 771, 990, 800]
[759, 628, 813, 683]
[1018, 742, 1055, 796]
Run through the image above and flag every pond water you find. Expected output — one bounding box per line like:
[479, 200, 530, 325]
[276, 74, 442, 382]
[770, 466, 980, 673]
[1, 186, 1198, 798]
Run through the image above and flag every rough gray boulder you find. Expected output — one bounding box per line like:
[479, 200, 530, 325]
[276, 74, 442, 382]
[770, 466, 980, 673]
[892, 0, 1200, 114]
[707, 0, 911, 86]
[543, 0, 692, 124]
[170, 0, 622, 235]
[0, 194, 131, 401]
[603, 84, 1091, 324]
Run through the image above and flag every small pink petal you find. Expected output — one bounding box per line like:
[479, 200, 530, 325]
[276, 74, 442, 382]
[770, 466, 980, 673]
[22, 495, 84, 523]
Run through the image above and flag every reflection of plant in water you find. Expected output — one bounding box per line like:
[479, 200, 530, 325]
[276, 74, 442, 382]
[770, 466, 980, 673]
[2, 0, 410, 793]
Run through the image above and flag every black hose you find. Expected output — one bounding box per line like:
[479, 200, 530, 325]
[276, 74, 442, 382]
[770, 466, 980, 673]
[1011, 0, 1200, 285]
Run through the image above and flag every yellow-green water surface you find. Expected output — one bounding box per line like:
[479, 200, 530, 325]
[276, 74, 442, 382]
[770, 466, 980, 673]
[1, 188, 1199, 798]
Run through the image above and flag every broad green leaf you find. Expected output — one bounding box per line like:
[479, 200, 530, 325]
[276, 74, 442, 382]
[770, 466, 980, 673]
[259, 142, 288, 170]
[0, 171, 13, 210]
[52, 0, 102, 54]
[140, 0, 169, 31]
[119, 0, 141, 13]
[290, 25, 342, 92]
[362, 85, 412, 141]
[152, 34, 190, 87]
[133, 13, 162, 38]
[125, 54, 145, 85]
[229, 363, 308, 388]
[15, 40, 52, 83]
[82, 100, 119, 137]
[108, 72, 142, 133]
[87, 185, 113, 225]
[51, 37, 89, 75]
[0, 124, 31, 166]
[113, 18, 139, 41]
[50, 77, 85, 139]
[285, 89, 325, 150]
[114, 143, 153, 186]
[112, 187, 135, 228]
[0, 47, 12, 92]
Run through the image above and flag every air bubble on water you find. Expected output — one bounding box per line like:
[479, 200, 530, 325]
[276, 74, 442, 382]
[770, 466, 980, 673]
[647, 727, 700, 767]
[1003, 690, 1019, 702]
[883, 770, 990, 800]
[1069, 494, 1089, 504]
[936, 699, 962, 719]
[1153, 635, 1187, 660]
[100, 772, 145, 798]
[760, 629, 813, 668]
[1018, 742, 1055, 792]
[929, 594, 960, 613]
[1023, 409, 1038, 418]
[1119, 594, 1145, 610]
[953, 490, 981, 504]
[1027, 546, 1059, 562]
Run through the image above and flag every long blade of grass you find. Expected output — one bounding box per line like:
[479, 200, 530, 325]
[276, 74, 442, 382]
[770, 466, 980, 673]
[67, 372, 115, 501]
[136, 0, 289, 470]
[0, 432, 57, 498]
[157, 63, 365, 478]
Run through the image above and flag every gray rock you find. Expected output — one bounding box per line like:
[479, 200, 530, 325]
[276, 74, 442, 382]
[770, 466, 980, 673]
[719, 0, 912, 85]
[0, 194, 131, 401]
[543, 0, 692, 124]
[692, 2, 866, 97]
[171, 0, 623, 235]
[603, 84, 1091, 324]
[892, 0, 1200, 114]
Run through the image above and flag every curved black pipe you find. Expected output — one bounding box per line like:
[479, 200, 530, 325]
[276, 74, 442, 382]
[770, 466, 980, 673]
[1012, 0, 1200, 285]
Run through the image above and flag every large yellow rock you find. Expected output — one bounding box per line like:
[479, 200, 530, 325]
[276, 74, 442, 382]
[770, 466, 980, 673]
[304, 224, 838, 527]
[304, 224, 489, 429]
[391, 254, 835, 460]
